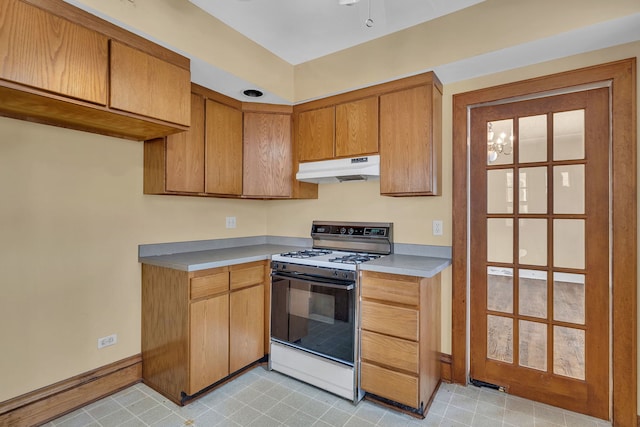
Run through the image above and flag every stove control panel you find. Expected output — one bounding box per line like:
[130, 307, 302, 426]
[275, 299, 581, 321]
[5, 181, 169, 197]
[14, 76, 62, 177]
[312, 224, 389, 237]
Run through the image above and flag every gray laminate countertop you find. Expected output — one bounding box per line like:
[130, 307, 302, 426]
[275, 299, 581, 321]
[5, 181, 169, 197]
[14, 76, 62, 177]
[138, 237, 451, 276]
[358, 254, 451, 278]
[138, 244, 304, 272]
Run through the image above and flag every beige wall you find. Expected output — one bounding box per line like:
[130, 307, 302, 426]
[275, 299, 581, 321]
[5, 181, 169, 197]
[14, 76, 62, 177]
[0, 118, 267, 401]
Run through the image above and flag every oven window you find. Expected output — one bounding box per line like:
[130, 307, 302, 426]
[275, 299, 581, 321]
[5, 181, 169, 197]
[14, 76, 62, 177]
[271, 275, 355, 364]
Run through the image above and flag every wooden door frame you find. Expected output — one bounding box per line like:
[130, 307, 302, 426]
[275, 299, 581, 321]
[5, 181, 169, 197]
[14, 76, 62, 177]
[452, 59, 637, 425]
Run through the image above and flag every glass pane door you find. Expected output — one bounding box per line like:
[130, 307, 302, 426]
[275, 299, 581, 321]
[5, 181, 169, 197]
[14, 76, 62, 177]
[469, 88, 610, 419]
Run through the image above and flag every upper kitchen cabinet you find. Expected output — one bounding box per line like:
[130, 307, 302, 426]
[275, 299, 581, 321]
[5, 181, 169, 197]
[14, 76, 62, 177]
[164, 92, 206, 193]
[144, 84, 242, 197]
[296, 106, 335, 162]
[0, 0, 190, 141]
[110, 41, 190, 127]
[144, 89, 316, 200]
[242, 105, 293, 198]
[0, 0, 108, 105]
[379, 73, 442, 196]
[206, 98, 243, 196]
[293, 72, 440, 197]
[335, 97, 378, 158]
[295, 96, 378, 162]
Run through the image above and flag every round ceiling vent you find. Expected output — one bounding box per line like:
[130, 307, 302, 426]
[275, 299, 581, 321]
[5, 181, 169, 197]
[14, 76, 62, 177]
[242, 89, 264, 98]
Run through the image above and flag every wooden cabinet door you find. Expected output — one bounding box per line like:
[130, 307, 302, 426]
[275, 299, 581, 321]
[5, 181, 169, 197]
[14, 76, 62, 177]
[205, 100, 243, 195]
[296, 107, 334, 162]
[189, 294, 229, 395]
[229, 284, 264, 372]
[166, 93, 205, 193]
[243, 112, 292, 198]
[335, 97, 378, 158]
[110, 40, 190, 126]
[379, 84, 441, 196]
[0, 0, 108, 105]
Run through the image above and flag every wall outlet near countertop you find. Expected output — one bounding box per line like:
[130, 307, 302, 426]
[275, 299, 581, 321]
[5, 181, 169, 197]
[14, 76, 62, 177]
[98, 334, 117, 349]
[432, 220, 443, 236]
[226, 216, 237, 229]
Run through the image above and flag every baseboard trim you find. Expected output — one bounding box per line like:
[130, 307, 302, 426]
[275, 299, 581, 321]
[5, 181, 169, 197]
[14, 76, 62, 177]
[439, 352, 452, 383]
[0, 354, 142, 427]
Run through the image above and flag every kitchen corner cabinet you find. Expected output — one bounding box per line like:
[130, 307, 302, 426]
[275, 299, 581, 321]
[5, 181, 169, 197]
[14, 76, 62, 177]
[144, 92, 310, 199]
[360, 270, 441, 414]
[141, 260, 267, 404]
[206, 99, 243, 195]
[242, 107, 293, 198]
[144, 86, 243, 197]
[0, 0, 190, 141]
[295, 96, 378, 163]
[379, 77, 442, 196]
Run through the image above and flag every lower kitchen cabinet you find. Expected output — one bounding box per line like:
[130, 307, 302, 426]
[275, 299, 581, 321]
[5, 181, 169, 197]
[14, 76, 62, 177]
[189, 292, 229, 394]
[359, 270, 441, 414]
[141, 260, 268, 404]
[230, 282, 264, 372]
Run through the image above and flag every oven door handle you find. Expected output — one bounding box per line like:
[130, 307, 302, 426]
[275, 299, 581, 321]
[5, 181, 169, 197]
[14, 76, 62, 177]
[271, 272, 355, 291]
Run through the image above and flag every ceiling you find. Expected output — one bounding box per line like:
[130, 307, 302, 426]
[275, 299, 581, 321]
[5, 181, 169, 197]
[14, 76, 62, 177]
[187, 0, 485, 65]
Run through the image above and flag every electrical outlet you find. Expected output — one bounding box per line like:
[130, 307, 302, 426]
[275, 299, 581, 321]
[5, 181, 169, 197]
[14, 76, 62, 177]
[432, 220, 443, 236]
[225, 216, 237, 229]
[98, 334, 117, 349]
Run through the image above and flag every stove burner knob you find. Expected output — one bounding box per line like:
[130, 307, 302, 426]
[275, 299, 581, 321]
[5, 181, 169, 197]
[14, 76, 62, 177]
[340, 227, 346, 234]
[348, 228, 354, 235]
[333, 270, 338, 276]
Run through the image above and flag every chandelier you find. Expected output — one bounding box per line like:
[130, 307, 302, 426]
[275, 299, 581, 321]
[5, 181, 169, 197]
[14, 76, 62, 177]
[487, 122, 513, 163]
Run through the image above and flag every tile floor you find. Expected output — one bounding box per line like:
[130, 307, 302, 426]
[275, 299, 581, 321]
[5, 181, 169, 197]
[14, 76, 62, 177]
[45, 367, 612, 427]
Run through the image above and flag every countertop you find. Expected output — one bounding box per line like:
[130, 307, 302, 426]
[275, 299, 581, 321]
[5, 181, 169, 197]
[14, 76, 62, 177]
[138, 244, 303, 272]
[139, 242, 451, 277]
[358, 254, 451, 278]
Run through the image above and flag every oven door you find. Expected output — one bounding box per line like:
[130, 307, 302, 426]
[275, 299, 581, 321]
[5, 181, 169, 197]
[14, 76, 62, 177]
[271, 272, 355, 365]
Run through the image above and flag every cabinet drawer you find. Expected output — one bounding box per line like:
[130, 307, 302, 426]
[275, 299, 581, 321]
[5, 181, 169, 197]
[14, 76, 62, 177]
[190, 272, 229, 300]
[361, 330, 418, 374]
[230, 262, 265, 290]
[361, 362, 419, 408]
[361, 272, 419, 306]
[361, 300, 418, 341]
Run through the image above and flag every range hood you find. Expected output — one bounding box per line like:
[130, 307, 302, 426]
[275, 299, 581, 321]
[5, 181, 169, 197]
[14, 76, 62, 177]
[296, 155, 380, 184]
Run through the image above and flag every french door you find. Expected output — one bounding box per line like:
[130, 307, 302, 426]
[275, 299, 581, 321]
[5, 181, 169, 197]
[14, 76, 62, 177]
[469, 87, 610, 419]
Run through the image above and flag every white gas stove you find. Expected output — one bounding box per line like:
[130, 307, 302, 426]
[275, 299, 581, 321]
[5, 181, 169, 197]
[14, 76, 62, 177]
[268, 221, 393, 404]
